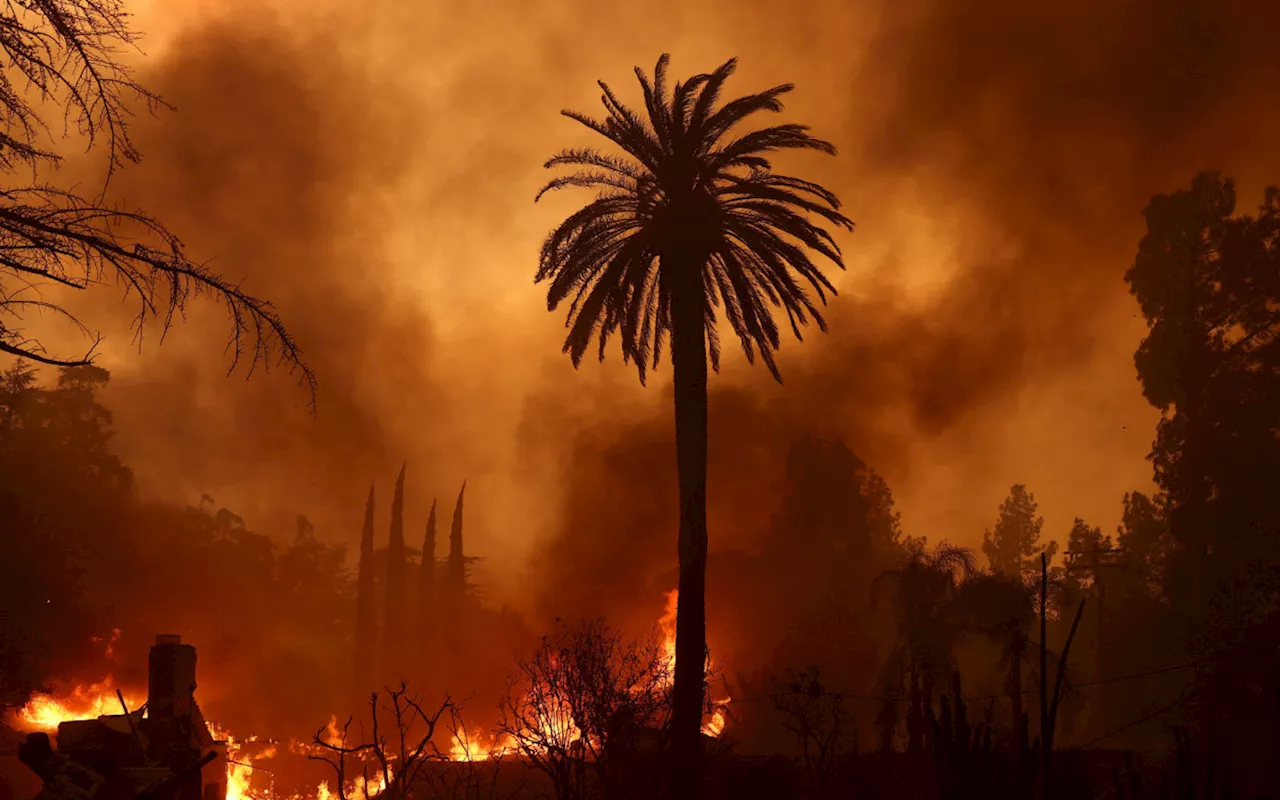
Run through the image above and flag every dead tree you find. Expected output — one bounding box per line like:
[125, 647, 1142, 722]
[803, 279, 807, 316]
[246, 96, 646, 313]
[424, 704, 525, 800]
[497, 619, 672, 800]
[307, 682, 452, 800]
[0, 2, 312, 399]
[772, 666, 855, 800]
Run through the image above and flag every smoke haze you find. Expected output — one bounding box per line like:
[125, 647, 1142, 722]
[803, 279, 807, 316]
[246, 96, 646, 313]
[53, 0, 1280, 628]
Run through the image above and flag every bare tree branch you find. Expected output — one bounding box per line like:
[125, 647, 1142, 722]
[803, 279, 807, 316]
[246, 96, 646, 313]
[0, 3, 315, 408]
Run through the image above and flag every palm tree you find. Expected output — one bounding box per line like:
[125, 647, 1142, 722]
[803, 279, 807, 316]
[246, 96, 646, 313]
[871, 542, 976, 753]
[535, 54, 852, 791]
[952, 571, 1037, 755]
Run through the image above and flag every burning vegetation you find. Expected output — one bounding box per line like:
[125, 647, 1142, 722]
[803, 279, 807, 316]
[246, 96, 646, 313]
[6, 1, 1280, 799]
[6, 586, 731, 800]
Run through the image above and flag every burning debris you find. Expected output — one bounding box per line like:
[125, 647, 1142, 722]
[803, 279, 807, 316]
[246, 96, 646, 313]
[16, 635, 227, 800]
[9, 594, 731, 800]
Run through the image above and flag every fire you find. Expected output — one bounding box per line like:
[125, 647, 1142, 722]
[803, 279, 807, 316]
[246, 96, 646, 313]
[7, 676, 145, 732]
[658, 590, 732, 738]
[11, 688, 389, 800]
[448, 729, 516, 762]
[206, 723, 273, 800]
[89, 629, 123, 662]
[446, 588, 733, 762]
[10, 598, 731, 787]
[314, 769, 390, 800]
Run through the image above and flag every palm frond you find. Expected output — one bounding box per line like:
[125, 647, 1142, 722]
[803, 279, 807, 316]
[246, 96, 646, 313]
[536, 55, 851, 384]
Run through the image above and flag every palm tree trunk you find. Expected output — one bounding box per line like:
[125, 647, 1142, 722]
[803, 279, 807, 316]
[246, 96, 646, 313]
[669, 258, 709, 800]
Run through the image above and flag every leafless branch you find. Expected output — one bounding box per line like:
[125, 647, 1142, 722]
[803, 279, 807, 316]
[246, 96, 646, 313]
[308, 682, 454, 800]
[0, 186, 316, 406]
[0, 3, 315, 409]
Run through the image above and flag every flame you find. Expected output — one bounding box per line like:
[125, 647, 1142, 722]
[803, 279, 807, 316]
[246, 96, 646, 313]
[448, 729, 516, 762]
[13, 687, 389, 800]
[658, 590, 732, 738]
[89, 629, 123, 662]
[10, 600, 729, 782]
[447, 588, 732, 762]
[7, 676, 145, 732]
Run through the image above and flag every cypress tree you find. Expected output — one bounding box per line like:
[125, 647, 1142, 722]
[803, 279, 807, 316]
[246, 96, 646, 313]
[354, 484, 377, 689]
[448, 481, 466, 599]
[384, 462, 407, 677]
[416, 498, 437, 676]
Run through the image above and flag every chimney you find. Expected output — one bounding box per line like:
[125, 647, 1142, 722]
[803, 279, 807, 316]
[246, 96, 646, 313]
[148, 634, 197, 720]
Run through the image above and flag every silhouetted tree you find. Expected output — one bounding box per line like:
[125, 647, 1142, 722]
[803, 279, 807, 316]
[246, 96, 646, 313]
[952, 571, 1036, 754]
[278, 516, 350, 640]
[0, 364, 365, 735]
[498, 618, 672, 800]
[307, 683, 454, 800]
[385, 463, 407, 676]
[0, 493, 96, 712]
[0, 1, 312, 398]
[417, 498, 438, 677]
[1126, 172, 1280, 615]
[1115, 492, 1170, 600]
[872, 542, 976, 753]
[772, 666, 855, 800]
[765, 438, 906, 570]
[1064, 518, 1110, 564]
[982, 485, 1058, 582]
[355, 485, 377, 689]
[448, 482, 466, 599]
[534, 54, 852, 794]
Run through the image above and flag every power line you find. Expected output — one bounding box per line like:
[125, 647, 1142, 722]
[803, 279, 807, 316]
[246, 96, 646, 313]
[1077, 689, 1201, 749]
[959, 657, 1213, 702]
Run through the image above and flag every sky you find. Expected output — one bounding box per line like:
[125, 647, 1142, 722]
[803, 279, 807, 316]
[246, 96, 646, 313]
[44, 0, 1280, 621]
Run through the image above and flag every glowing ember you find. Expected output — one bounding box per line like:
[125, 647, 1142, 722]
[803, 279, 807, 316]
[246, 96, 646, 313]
[8, 676, 145, 732]
[89, 629, 123, 662]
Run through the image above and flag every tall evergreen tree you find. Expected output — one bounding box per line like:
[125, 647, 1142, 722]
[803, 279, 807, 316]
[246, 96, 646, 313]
[354, 485, 377, 689]
[982, 485, 1058, 582]
[417, 498, 438, 676]
[384, 463, 407, 676]
[448, 481, 466, 598]
[1126, 173, 1280, 610]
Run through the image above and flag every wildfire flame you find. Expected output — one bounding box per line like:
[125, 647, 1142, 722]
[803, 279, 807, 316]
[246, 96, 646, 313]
[7, 676, 145, 732]
[10, 691, 389, 800]
[448, 728, 516, 762]
[8, 597, 730, 791]
[657, 589, 731, 738]
[209, 726, 277, 800]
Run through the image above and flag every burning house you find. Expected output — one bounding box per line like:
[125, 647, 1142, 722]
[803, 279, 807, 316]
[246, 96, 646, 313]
[18, 636, 228, 800]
